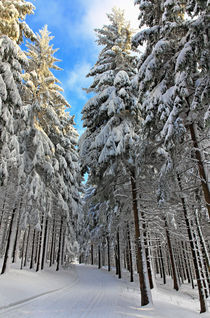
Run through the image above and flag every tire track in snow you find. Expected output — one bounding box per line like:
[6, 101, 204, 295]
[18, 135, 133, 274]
[0, 272, 79, 316]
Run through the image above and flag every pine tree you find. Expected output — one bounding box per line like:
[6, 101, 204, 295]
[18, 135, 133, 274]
[133, 0, 209, 312]
[0, 0, 35, 274]
[21, 25, 81, 270]
[80, 8, 152, 306]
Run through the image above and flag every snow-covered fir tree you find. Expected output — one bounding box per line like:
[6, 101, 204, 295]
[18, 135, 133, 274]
[0, 7, 81, 273]
[20, 25, 81, 270]
[79, 7, 152, 306]
[0, 0, 36, 274]
[133, 0, 209, 312]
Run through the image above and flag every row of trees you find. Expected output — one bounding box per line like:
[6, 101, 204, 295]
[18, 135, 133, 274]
[0, 1, 80, 274]
[78, 2, 209, 314]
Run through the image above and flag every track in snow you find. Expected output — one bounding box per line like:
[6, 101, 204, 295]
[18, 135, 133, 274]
[0, 264, 141, 318]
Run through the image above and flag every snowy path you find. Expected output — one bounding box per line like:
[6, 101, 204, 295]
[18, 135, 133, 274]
[0, 265, 139, 318]
[0, 264, 207, 318]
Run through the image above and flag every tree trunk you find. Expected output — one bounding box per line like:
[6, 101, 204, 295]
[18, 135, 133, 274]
[36, 214, 44, 272]
[130, 171, 151, 306]
[194, 209, 210, 290]
[41, 217, 48, 270]
[20, 230, 27, 270]
[107, 237, 111, 271]
[164, 216, 179, 291]
[115, 246, 118, 275]
[127, 224, 134, 282]
[1, 207, 16, 274]
[0, 193, 7, 230]
[91, 244, 94, 265]
[117, 231, 121, 279]
[189, 124, 210, 217]
[61, 222, 66, 266]
[192, 222, 209, 298]
[98, 244, 101, 269]
[24, 226, 31, 267]
[49, 217, 55, 267]
[177, 173, 207, 313]
[56, 216, 63, 271]
[158, 241, 166, 284]
[142, 211, 153, 289]
[12, 210, 21, 263]
[30, 229, 36, 269]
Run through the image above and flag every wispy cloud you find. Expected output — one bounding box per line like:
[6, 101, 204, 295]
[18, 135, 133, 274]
[78, 0, 139, 39]
[66, 61, 92, 100]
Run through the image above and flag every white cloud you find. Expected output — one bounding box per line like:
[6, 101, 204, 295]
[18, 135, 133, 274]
[66, 62, 92, 100]
[78, 0, 139, 39]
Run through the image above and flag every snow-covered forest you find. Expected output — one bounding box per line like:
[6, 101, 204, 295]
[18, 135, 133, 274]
[0, 0, 209, 317]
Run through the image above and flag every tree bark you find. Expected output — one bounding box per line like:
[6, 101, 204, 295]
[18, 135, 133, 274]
[24, 226, 31, 267]
[142, 211, 153, 289]
[107, 237, 111, 271]
[189, 124, 210, 217]
[177, 173, 207, 313]
[12, 210, 21, 263]
[36, 214, 44, 272]
[158, 241, 166, 284]
[130, 171, 151, 306]
[164, 216, 179, 291]
[49, 217, 55, 267]
[41, 217, 48, 270]
[127, 224, 134, 282]
[117, 231, 121, 279]
[20, 230, 27, 270]
[61, 222, 66, 266]
[56, 216, 63, 271]
[91, 244, 94, 265]
[30, 229, 36, 269]
[1, 208, 16, 274]
[98, 244, 101, 269]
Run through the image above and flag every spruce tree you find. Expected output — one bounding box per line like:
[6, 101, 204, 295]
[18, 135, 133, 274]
[80, 8, 152, 306]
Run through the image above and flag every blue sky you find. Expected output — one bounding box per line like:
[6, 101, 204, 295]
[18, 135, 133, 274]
[27, 0, 139, 135]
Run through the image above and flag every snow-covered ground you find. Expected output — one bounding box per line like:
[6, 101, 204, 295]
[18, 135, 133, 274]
[0, 263, 209, 317]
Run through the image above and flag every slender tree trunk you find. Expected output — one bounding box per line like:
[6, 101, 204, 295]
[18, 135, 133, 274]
[1, 208, 16, 274]
[0, 211, 10, 257]
[181, 241, 191, 284]
[142, 211, 153, 289]
[107, 237, 111, 271]
[30, 229, 36, 269]
[159, 241, 166, 284]
[56, 216, 63, 271]
[177, 173, 207, 313]
[12, 210, 21, 263]
[49, 217, 55, 267]
[127, 224, 134, 282]
[61, 222, 66, 266]
[20, 230, 27, 270]
[164, 216, 179, 291]
[131, 171, 151, 306]
[194, 209, 210, 290]
[192, 222, 209, 298]
[0, 193, 7, 230]
[91, 244, 94, 265]
[189, 124, 210, 217]
[36, 214, 44, 272]
[41, 217, 48, 270]
[115, 246, 118, 275]
[98, 244, 101, 269]
[117, 231, 121, 279]
[24, 226, 31, 267]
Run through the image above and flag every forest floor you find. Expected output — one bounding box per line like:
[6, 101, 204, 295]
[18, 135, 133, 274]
[0, 262, 209, 318]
